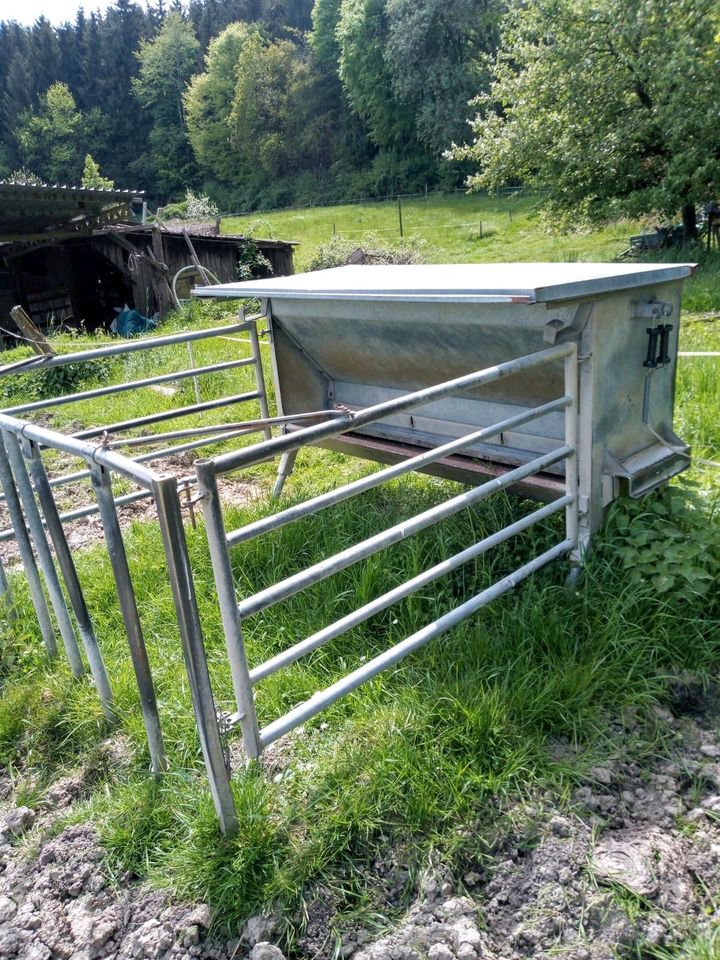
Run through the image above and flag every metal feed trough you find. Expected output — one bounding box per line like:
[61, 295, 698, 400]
[0, 262, 693, 833]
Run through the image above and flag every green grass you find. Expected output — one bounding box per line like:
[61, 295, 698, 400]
[1, 472, 718, 945]
[677, 312, 720, 463]
[0, 196, 719, 952]
[654, 927, 720, 960]
[224, 192, 644, 271]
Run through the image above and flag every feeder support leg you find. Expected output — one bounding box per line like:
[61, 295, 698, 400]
[272, 450, 298, 499]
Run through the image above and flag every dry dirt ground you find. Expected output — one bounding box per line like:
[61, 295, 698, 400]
[2, 679, 720, 960]
[0, 451, 261, 567]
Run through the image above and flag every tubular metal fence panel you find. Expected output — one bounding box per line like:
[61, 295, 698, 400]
[0, 322, 581, 835]
[194, 342, 581, 827]
[0, 317, 275, 833]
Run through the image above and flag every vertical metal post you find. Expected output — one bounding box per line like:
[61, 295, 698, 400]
[397, 194, 404, 237]
[0, 555, 15, 619]
[564, 343, 581, 564]
[577, 309, 595, 550]
[91, 465, 167, 775]
[0, 435, 55, 654]
[247, 316, 272, 441]
[195, 458, 261, 760]
[26, 441, 115, 721]
[152, 474, 238, 834]
[5, 433, 86, 672]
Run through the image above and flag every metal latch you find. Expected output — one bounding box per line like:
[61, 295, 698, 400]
[637, 302, 674, 369]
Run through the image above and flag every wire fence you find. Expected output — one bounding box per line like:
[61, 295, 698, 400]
[330, 220, 489, 238]
[219, 184, 533, 221]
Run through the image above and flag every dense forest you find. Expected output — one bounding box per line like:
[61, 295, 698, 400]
[1, 0, 718, 225]
[0, 0, 499, 210]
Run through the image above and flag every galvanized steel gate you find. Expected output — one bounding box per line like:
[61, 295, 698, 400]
[0, 321, 581, 834]
[0, 317, 273, 803]
[194, 339, 581, 830]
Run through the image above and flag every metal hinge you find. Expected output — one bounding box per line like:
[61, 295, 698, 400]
[634, 299, 673, 321]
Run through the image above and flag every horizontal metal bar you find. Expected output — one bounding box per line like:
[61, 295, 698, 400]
[258, 539, 574, 747]
[237, 445, 572, 619]
[109, 410, 345, 449]
[212, 344, 574, 476]
[0, 487, 148, 543]
[0, 427, 260, 503]
[0, 392, 275, 505]
[0, 474, 198, 543]
[0, 322, 254, 379]
[227, 397, 569, 547]
[250, 495, 572, 683]
[0, 354, 54, 376]
[0, 414, 159, 487]
[73, 390, 262, 441]
[217, 336, 271, 346]
[119, 428, 258, 463]
[678, 351, 720, 357]
[3, 358, 257, 416]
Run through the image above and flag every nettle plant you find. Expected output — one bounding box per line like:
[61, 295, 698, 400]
[606, 483, 719, 602]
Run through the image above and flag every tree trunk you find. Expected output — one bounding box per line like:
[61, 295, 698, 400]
[682, 203, 698, 242]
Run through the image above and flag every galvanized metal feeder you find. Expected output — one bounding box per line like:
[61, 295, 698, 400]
[196, 262, 692, 535]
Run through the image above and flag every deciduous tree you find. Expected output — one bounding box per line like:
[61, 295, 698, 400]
[228, 34, 316, 179]
[133, 11, 201, 194]
[15, 82, 88, 184]
[337, 0, 414, 153]
[454, 0, 720, 237]
[384, 0, 500, 155]
[184, 22, 260, 186]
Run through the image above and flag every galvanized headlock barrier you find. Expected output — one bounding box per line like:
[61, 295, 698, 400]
[0, 320, 581, 834]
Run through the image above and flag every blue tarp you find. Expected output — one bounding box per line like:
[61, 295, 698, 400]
[112, 307, 157, 337]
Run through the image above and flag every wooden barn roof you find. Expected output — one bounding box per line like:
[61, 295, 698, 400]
[0, 182, 142, 242]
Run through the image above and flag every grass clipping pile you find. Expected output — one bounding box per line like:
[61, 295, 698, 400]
[2, 682, 720, 959]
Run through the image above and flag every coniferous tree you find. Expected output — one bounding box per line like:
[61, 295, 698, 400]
[96, 0, 154, 185]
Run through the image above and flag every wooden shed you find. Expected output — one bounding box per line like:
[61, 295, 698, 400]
[91, 223, 295, 318]
[0, 183, 295, 334]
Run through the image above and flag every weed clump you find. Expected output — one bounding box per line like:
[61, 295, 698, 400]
[307, 232, 426, 271]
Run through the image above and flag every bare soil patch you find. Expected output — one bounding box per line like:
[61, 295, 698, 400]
[2, 684, 720, 959]
[0, 451, 261, 567]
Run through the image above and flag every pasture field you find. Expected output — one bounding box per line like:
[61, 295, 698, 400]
[224, 190, 719, 314]
[0, 201, 718, 956]
[224, 192, 643, 270]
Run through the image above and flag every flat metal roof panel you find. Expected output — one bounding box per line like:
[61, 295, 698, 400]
[193, 262, 694, 304]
